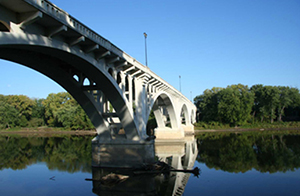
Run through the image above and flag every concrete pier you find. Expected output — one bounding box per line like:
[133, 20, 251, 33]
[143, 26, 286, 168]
[92, 137, 155, 168]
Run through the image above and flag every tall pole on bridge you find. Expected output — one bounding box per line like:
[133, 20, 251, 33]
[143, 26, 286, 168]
[179, 75, 181, 92]
[144, 32, 148, 67]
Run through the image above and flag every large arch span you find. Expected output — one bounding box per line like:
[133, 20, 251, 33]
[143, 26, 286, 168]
[0, 34, 139, 140]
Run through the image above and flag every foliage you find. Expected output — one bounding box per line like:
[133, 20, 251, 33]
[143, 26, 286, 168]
[146, 110, 157, 136]
[218, 84, 254, 126]
[195, 84, 300, 127]
[0, 101, 20, 129]
[0, 93, 94, 130]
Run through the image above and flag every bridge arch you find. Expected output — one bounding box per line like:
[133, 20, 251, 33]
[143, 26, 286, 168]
[0, 33, 139, 140]
[147, 91, 179, 130]
[191, 109, 196, 124]
[180, 103, 190, 125]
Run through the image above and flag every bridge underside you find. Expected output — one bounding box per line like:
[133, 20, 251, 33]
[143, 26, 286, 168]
[0, 43, 139, 141]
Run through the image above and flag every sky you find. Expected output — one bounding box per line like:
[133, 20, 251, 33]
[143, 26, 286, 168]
[0, 0, 299, 100]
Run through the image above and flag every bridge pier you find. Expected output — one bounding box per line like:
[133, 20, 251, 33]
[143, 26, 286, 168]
[181, 124, 195, 136]
[154, 127, 185, 139]
[92, 137, 155, 168]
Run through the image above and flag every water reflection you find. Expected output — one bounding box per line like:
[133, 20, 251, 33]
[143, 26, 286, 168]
[0, 135, 94, 172]
[1, 130, 300, 195]
[90, 135, 198, 196]
[197, 130, 300, 173]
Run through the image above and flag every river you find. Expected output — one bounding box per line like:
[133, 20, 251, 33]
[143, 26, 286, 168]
[1, 130, 300, 195]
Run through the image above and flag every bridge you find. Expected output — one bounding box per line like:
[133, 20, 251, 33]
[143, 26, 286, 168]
[0, 0, 196, 143]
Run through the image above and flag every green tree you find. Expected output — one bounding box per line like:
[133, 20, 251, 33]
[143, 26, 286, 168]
[32, 98, 45, 119]
[251, 84, 267, 122]
[43, 92, 73, 127]
[43, 92, 94, 129]
[218, 84, 254, 126]
[194, 87, 223, 122]
[0, 101, 20, 128]
[277, 87, 300, 121]
[262, 86, 280, 123]
[6, 95, 35, 120]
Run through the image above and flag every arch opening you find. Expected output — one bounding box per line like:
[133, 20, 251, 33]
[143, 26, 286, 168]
[146, 92, 179, 136]
[73, 74, 79, 82]
[180, 104, 189, 125]
[83, 78, 90, 86]
[125, 75, 129, 100]
[0, 43, 139, 140]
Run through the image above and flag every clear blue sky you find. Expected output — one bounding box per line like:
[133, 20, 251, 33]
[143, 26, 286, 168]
[1, 0, 299, 100]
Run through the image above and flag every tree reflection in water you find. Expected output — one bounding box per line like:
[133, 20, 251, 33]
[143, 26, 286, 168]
[196, 130, 300, 173]
[0, 135, 94, 172]
[1, 130, 300, 195]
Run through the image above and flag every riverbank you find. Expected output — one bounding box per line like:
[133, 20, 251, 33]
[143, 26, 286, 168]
[194, 126, 300, 134]
[2, 126, 300, 137]
[0, 127, 97, 136]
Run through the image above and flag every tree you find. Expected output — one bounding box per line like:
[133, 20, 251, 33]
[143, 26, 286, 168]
[6, 95, 35, 126]
[43, 92, 94, 129]
[262, 86, 280, 123]
[218, 84, 254, 126]
[0, 101, 19, 128]
[31, 98, 45, 119]
[43, 92, 73, 127]
[250, 84, 266, 122]
[277, 87, 300, 121]
[194, 87, 223, 122]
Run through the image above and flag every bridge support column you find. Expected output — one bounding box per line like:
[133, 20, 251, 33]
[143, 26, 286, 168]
[127, 75, 133, 114]
[154, 127, 185, 139]
[134, 79, 148, 138]
[181, 124, 195, 136]
[92, 137, 155, 168]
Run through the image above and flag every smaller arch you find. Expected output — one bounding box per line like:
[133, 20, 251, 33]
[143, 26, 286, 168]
[0, 21, 10, 32]
[125, 75, 129, 92]
[132, 77, 135, 101]
[83, 78, 90, 86]
[147, 92, 179, 130]
[117, 72, 122, 85]
[180, 104, 190, 125]
[125, 75, 129, 100]
[73, 74, 79, 82]
[108, 68, 114, 77]
[191, 109, 195, 124]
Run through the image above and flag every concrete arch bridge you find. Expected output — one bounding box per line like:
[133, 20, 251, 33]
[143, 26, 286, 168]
[0, 0, 196, 142]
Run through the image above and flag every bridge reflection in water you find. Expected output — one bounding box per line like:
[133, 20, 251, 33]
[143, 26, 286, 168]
[91, 136, 198, 196]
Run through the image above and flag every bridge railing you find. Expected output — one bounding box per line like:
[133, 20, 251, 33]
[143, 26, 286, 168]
[24, 0, 194, 106]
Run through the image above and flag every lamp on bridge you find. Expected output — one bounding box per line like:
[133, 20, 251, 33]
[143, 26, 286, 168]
[144, 32, 148, 67]
[179, 75, 181, 92]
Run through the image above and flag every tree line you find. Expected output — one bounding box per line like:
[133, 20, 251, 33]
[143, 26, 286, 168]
[194, 84, 300, 127]
[0, 92, 94, 130]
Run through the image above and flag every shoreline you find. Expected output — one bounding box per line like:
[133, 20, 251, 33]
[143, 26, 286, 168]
[194, 127, 300, 134]
[0, 128, 97, 136]
[1, 127, 300, 136]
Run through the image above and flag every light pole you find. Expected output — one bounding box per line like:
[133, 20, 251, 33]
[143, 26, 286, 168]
[144, 32, 148, 67]
[179, 75, 181, 92]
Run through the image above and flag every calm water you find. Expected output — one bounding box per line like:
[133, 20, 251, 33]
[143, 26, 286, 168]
[1, 130, 300, 196]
